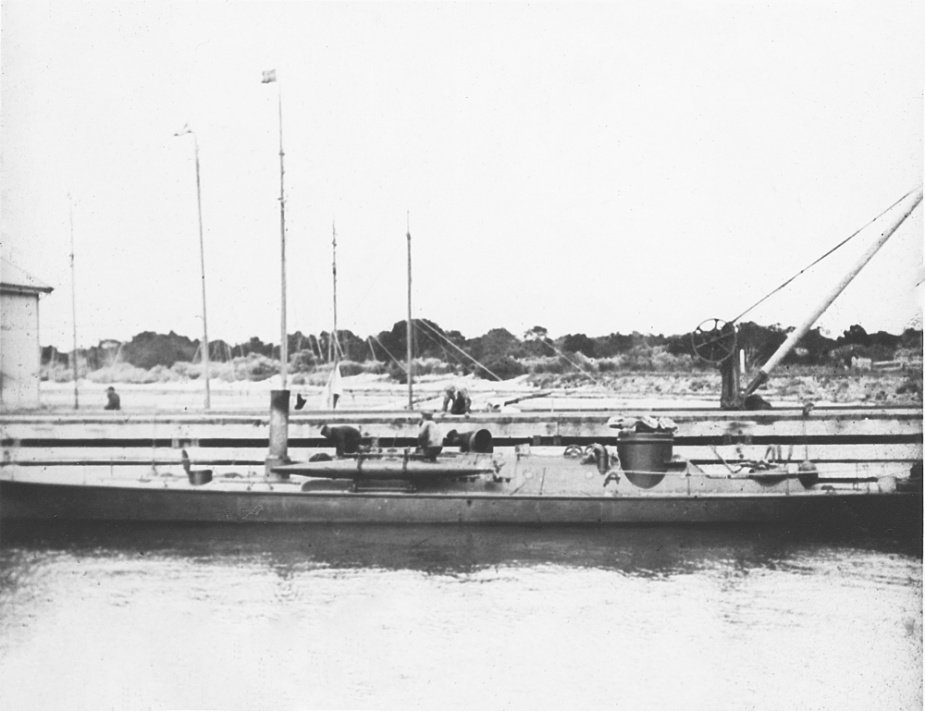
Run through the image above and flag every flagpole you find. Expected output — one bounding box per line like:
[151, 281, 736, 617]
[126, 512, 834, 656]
[278, 77, 289, 390]
[68, 195, 79, 410]
[262, 70, 289, 389]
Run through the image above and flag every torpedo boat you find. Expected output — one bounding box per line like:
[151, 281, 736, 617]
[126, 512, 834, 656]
[1, 411, 920, 532]
[1, 189, 922, 531]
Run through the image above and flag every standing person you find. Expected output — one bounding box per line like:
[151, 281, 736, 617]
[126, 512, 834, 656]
[417, 412, 444, 461]
[442, 384, 471, 415]
[320, 424, 362, 457]
[104, 386, 121, 410]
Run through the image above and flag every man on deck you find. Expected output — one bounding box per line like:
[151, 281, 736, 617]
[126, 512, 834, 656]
[417, 412, 444, 461]
[104, 386, 121, 411]
[320, 424, 362, 457]
[442, 384, 471, 415]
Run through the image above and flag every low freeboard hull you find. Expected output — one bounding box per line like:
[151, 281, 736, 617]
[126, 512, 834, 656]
[1, 479, 919, 533]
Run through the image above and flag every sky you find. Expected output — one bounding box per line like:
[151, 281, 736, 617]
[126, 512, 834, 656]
[1, 0, 922, 351]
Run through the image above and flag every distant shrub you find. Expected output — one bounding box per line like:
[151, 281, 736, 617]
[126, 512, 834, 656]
[86, 363, 167, 384]
[651, 350, 693, 372]
[41, 363, 72, 383]
[361, 360, 387, 375]
[416, 358, 455, 377]
[384, 357, 455, 383]
[290, 349, 318, 373]
[559, 372, 592, 386]
[897, 377, 922, 397]
[171, 361, 196, 379]
[526, 357, 567, 375]
[527, 372, 561, 388]
[608, 345, 694, 372]
[596, 358, 620, 373]
[338, 360, 366, 377]
[615, 347, 657, 372]
[480, 357, 526, 380]
[232, 354, 279, 381]
[386, 361, 407, 383]
[148, 364, 182, 382]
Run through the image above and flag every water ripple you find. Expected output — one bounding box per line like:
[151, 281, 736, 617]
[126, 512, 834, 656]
[0, 522, 920, 710]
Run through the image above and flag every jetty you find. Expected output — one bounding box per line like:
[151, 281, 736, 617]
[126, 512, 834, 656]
[2, 405, 919, 480]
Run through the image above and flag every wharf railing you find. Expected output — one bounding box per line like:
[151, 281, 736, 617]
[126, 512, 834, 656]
[1, 407, 921, 480]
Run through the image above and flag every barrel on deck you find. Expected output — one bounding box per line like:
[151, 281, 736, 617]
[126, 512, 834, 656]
[617, 432, 674, 489]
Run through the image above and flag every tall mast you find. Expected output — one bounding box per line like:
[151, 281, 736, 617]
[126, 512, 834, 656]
[193, 132, 211, 410]
[406, 212, 413, 410]
[262, 69, 288, 389]
[68, 196, 79, 410]
[174, 125, 211, 409]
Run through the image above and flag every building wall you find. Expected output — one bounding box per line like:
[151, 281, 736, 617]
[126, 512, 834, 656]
[1, 291, 42, 409]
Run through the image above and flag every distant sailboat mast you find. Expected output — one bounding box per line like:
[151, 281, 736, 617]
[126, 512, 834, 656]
[324, 220, 343, 409]
[406, 212, 413, 410]
[68, 195, 79, 410]
[331, 220, 339, 363]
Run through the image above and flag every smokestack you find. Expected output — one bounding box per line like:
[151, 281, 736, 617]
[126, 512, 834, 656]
[266, 389, 291, 479]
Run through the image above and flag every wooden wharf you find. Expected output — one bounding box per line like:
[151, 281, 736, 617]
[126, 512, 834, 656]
[2, 406, 920, 479]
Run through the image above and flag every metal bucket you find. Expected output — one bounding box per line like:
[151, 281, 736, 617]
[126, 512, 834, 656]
[617, 432, 673, 489]
[187, 469, 213, 486]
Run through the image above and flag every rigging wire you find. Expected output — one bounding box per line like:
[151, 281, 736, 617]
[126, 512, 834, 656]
[730, 187, 918, 325]
[415, 319, 504, 381]
[418, 321, 469, 370]
[428, 326, 457, 365]
[368, 333, 407, 373]
[536, 337, 605, 388]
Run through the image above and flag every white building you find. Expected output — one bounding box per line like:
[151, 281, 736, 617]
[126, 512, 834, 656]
[1, 258, 54, 409]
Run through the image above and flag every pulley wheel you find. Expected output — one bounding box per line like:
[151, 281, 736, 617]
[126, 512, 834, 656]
[691, 318, 737, 364]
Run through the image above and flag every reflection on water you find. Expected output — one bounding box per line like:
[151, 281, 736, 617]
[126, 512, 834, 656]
[3, 522, 921, 575]
[1, 522, 921, 710]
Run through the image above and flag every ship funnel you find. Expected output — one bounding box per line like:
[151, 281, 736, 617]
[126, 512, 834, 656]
[266, 389, 291, 479]
[617, 431, 673, 488]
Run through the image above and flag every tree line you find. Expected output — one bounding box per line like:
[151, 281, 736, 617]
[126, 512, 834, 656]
[41, 320, 922, 378]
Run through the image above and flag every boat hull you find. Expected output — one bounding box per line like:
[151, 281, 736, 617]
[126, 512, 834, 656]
[1, 479, 919, 534]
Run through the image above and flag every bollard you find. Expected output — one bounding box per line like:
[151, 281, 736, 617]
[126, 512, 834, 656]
[266, 389, 291, 479]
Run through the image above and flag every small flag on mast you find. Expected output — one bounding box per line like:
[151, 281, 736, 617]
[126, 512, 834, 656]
[261, 69, 277, 84]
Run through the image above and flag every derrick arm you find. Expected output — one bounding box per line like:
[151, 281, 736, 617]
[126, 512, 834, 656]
[742, 188, 922, 399]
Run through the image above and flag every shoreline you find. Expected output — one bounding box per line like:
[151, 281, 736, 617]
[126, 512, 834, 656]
[20, 368, 923, 413]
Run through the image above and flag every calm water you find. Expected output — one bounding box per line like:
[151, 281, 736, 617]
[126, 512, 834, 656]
[0, 523, 920, 711]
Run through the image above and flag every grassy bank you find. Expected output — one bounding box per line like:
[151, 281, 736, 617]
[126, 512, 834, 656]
[39, 354, 922, 409]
